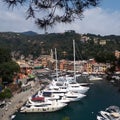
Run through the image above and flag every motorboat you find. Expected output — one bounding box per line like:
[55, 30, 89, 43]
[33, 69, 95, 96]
[20, 100, 67, 113]
[37, 91, 60, 101]
[64, 91, 86, 102]
[10, 114, 16, 120]
[49, 79, 89, 94]
[26, 96, 52, 106]
[100, 111, 112, 120]
[42, 86, 67, 97]
[57, 96, 71, 103]
[32, 90, 70, 104]
[97, 115, 105, 120]
[97, 106, 120, 120]
[106, 106, 120, 113]
[89, 75, 102, 81]
[66, 82, 89, 94]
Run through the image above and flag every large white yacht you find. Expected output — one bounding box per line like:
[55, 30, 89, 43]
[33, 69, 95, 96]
[49, 79, 89, 94]
[66, 81, 89, 94]
[37, 91, 60, 101]
[42, 86, 67, 97]
[21, 97, 67, 113]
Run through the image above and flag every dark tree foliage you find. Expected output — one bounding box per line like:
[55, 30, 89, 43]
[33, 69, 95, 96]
[0, 48, 20, 84]
[95, 52, 116, 63]
[0, 48, 11, 63]
[0, 61, 20, 84]
[3, 0, 100, 29]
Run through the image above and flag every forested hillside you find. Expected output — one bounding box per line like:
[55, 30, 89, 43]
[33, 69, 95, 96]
[0, 31, 120, 62]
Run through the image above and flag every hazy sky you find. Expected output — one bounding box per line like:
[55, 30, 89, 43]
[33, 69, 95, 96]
[0, 0, 120, 35]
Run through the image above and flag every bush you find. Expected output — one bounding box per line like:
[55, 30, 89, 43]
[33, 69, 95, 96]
[0, 88, 12, 100]
[0, 92, 5, 100]
[4, 88, 12, 98]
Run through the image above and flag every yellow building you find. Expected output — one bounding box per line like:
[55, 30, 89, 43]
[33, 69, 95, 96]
[99, 40, 106, 45]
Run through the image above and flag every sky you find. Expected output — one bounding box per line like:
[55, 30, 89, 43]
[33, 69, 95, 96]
[0, 0, 120, 35]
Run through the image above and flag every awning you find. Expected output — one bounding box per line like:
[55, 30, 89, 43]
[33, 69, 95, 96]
[28, 74, 35, 78]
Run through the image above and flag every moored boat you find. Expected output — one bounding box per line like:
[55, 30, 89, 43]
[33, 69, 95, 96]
[89, 75, 102, 81]
[20, 100, 67, 113]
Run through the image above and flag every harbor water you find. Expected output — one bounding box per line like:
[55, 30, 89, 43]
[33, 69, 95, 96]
[14, 80, 120, 120]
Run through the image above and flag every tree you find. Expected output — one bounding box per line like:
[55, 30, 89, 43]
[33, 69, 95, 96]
[0, 48, 11, 63]
[3, 0, 100, 30]
[0, 88, 12, 100]
[0, 61, 20, 84]
[0, 48, 20, 85]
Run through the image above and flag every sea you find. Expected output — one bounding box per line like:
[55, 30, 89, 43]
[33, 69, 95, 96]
[14, 80, 120, 120]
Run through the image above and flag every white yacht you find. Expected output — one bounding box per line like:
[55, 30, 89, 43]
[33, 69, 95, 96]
[89, 75, 102, 81]
[42, 86, 67, 97]
[97, 115, 104, 120]
[101, 110, 120, 119]
[49, 46, 89, 95]
[97, 106, 120, 120]
[100, 111, 114, 120]
[10, 114, 16, 120]
[21, 98, 67, 113]
[58, 96, 71, 103]
[106, 106, 120, 113]
[49, 79, 89, 94]
[64, 91, 86, 102]
[37, 91, 60, 101]
[66, 81, 89, 94]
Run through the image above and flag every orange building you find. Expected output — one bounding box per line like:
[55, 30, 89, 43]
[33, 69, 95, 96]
[59, 60, 68, 70]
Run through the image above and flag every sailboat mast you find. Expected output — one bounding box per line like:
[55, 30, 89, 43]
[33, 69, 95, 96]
[50, 49, 53, 59]
[55, 48, 58, 81]
[73, 40, 76, 82]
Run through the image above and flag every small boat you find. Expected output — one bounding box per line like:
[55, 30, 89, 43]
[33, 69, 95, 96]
[10, 114, 16, 120]
[89, 75, 102, 81]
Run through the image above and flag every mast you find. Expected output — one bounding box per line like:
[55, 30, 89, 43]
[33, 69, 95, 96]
[73, 40, 76, 82]
[55, 48, 58, 81]
[50, 49, 54, 59]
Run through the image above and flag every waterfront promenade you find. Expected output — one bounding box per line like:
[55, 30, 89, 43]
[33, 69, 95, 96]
[0, 81, 41, 120]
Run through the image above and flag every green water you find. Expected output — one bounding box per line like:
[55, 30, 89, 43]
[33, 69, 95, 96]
[14, 81, 120, 120]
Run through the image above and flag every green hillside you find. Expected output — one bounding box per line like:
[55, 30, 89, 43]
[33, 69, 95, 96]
[0, 31, 120, 62]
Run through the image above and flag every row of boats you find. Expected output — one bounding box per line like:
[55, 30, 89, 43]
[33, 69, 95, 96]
[20, 75, 90, 113]
[20, 40, 103, 113]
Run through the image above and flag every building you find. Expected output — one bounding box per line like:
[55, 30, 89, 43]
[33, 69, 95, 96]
[99, 40, 106, 45]
[115, 50, 120, 59]
[59, 60, 69, 71]
[81, 35, 90, 42]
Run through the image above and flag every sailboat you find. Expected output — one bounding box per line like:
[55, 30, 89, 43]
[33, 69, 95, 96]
[64, 40, 89, 94]
[48, 42, 89, 94]
[46, 48, 86, 102]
